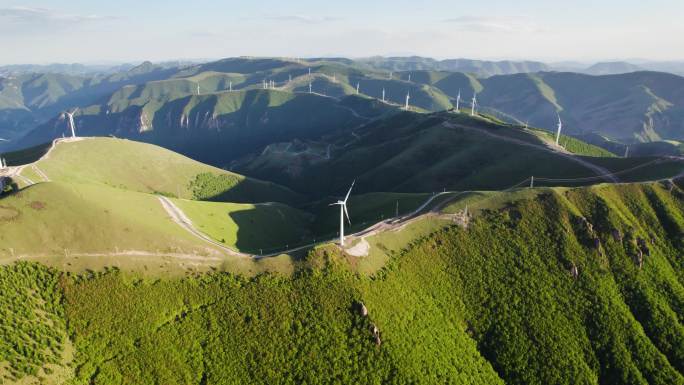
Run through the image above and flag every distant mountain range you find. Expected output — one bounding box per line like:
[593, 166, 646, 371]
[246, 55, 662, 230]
[2, 56, 684, 158]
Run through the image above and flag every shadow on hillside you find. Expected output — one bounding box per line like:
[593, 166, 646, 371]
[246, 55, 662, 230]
[148, 90, 366, 169]
[227, 206, 317, 256]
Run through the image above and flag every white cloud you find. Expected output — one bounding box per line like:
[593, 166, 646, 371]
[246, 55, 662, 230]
[442, 16, 542, 33]
[0, 6, 114, 25]
[263, 14, 342, 24]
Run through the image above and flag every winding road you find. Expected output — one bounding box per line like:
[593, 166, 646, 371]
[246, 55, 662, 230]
[157, 196, 251, 257]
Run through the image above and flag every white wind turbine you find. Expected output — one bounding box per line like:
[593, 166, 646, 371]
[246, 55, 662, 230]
[356, 82, 360, 94]
[65, 109, 78, 138]
[404, 91, 410, 110]
[381, 88, 385, 102]
[555, 114, 563, 145]
[331, 181, 355, 246]
[455, 89, 461, 112]
[471, 94, 477, 116]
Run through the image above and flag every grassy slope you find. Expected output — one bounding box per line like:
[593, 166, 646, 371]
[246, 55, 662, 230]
[236, 112, 684, 198]
[532, 128, 617, 157]
[3, 181, 684, 384]
[172, 199, 313, 253]
[0, 182, 223, 257]
[34, 137, 300, 204]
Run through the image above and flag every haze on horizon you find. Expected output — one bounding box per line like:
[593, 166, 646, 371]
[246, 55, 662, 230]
[0, 0, 682, 65]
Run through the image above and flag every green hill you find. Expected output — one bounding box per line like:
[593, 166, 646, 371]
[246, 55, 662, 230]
[233, 111, 683, 198]
[30, 137, 301, 204]
[2, 180, 684, 384]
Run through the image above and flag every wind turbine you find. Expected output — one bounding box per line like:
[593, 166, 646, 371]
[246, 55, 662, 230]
[555, 114, 563, 145]
[309, 82, 312, 94]
[356, 82, 360, 94]
[624, 145, 629, 158]
[229, 81, 232, 92]
[65, 109, 78, 138]
[408, 73, 411, 82]
[455, 89, 461, 112]
[331, 181, 354, 246]
[381, 88, 385, 102]
[404, 91, 410, 111]
[389, 71, 393, 80]
[471, 94, 477, 116]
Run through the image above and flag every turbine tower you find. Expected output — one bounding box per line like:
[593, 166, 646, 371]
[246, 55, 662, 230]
[330, 181, 355, 246]
[356, 82, 360, 94]
[309, 82, 312, 94]
[405, 92, 410, 111]
[196, 83, 200, 95]
[65, 109, 78, 138]
[555, 114, 563, 145]
[455, 89, 461, 112]
[471, 94, 477, 116]
[229, 81, 232, 92]
[382, 88, 385, 102]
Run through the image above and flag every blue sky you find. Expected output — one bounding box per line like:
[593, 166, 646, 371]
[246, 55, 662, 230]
[0, 0, 682, 64]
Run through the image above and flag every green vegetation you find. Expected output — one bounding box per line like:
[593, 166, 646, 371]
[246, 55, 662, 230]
[2, 181, 683, 384]
[0, 262, 67, 382]
[188, 173, 237, 200]
[534, 129, 617, 157]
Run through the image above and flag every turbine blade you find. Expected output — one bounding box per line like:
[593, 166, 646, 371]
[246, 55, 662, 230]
[344, 180, 355, 202]
[344, 204, 351, 225]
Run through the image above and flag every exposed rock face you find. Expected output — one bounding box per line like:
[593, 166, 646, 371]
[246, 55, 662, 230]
[636, 249, 644, 269]
[570, 263, 579, 280]
[611, 229, 623, 242]
[637, 237, 651, 257]
[370, 323, 381, 346]
[358, 301, 368, 317]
